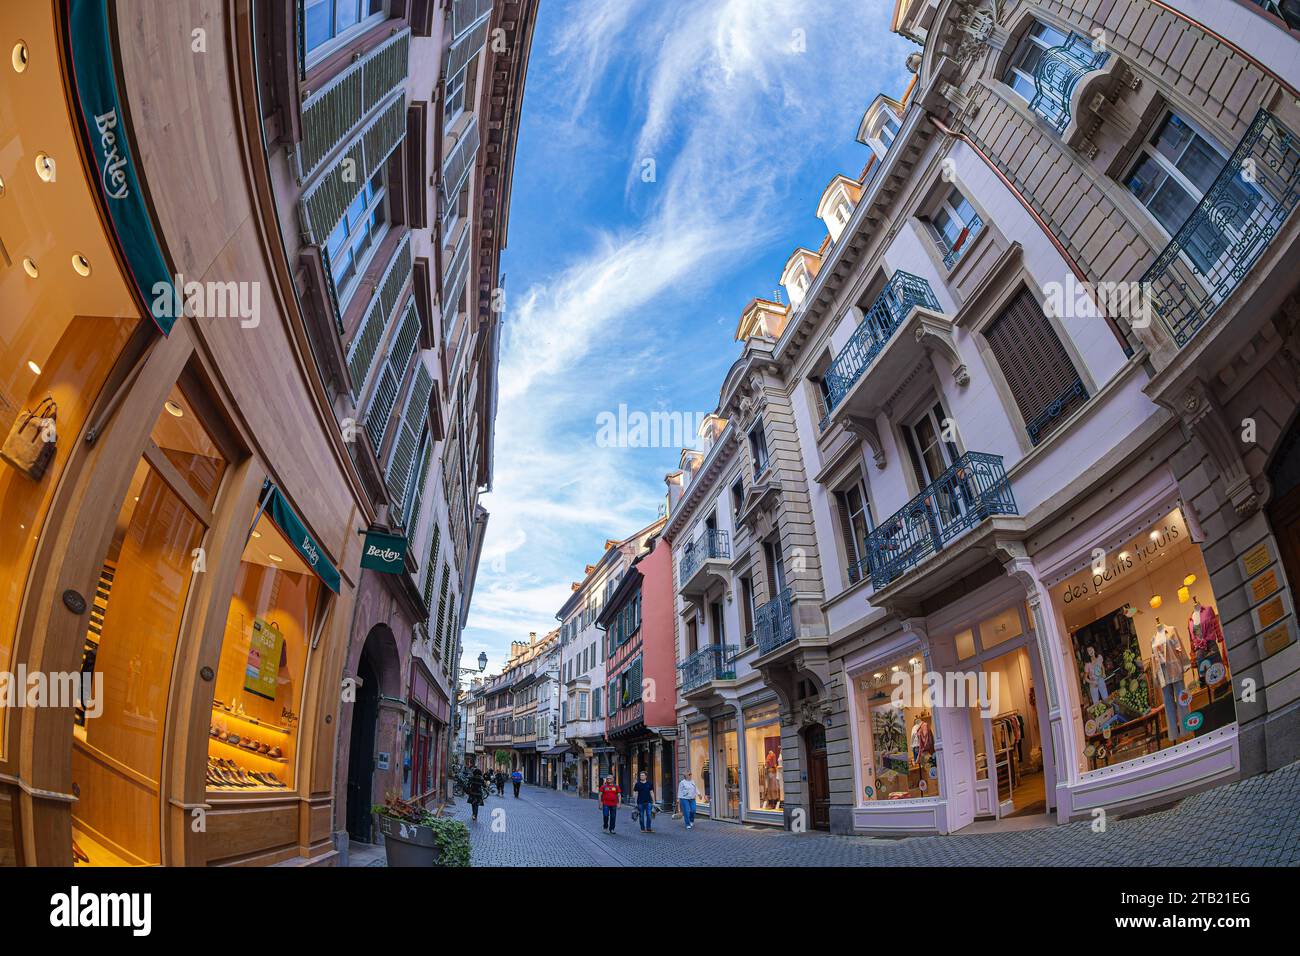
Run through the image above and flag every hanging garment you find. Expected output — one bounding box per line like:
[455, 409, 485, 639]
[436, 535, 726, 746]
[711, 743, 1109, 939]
[1188, 604, 1227, 662]
[1151, 625, 1191, 688]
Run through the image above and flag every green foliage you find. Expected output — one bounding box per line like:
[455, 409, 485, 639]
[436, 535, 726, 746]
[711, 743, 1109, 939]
[494, 748, 510, 767]
[428, 816, 471, 867]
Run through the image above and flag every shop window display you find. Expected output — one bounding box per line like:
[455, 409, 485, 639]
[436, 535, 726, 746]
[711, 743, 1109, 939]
[0, 314, 140, 753]
[207, 511, 322, 792]
[1054, 507, 1235, 770]
[71, 386, 225, 866]
[715, 716, 740, 817]
[687, 723, 710, 808]
[744, 703, 784, 812]
[853, 653, 941, 801]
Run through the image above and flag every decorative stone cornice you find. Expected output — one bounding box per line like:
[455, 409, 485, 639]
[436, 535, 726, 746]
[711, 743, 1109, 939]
[1178, 378, 1265, 516]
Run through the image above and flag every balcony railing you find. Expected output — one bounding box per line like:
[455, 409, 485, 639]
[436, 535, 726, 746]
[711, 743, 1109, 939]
[1025, 376, 1087, 446]
[1030, 32, 1108, 134]
[1143, 108, 1300, 348]
[864, 452, 1017, 589]
[754, 587, 795, 656]
[678, 644, 738, 693]
[942, 214, 983, 269]
[678, 529, 731, 586]
[823, 272, 941, 413]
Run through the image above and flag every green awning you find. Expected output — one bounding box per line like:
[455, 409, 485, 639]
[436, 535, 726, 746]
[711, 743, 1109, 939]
[360, 529, 407, 574]
[256, 481, 341, 593]
[67, 0, 180, 333]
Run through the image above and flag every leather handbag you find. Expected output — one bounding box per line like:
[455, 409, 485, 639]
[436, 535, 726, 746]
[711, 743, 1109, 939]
[1, 396, 58, 481]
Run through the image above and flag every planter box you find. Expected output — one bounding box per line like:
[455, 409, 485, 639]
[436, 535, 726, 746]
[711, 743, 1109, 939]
[377, 816, 441, 867]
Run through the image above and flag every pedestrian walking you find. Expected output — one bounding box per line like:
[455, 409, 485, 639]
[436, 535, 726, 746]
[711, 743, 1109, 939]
[598, 776, 621, 834]
[511, 768, 523, 797]
[678, 770, 699, 829]
[467, 767, 486, 822]
[495, 769, 506, 796]
[633, 770, 656, 832]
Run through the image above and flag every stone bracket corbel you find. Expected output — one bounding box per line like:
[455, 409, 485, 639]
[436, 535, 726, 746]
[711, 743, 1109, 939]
[1180, 379, 1265, 516]
[844, 414, 887, 469]
[913, 313, 970, 387]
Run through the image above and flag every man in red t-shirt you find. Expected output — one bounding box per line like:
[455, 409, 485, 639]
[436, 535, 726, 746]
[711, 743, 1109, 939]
[599, 776, 621, 834]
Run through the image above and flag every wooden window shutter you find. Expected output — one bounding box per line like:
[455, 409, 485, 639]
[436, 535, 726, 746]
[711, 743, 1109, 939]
[984, 288, 1085, 443]
[835, 489, 862, 581]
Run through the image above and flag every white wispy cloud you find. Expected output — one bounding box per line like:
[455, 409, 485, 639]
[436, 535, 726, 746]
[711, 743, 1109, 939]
[463, 0, 910, 671]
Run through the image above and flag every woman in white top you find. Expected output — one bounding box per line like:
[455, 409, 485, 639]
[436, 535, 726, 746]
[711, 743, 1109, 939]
[677, 771, 700, 829]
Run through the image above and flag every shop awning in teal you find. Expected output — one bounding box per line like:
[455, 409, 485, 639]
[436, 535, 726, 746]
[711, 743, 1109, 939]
[67, 0, 180, 334]
[360, 529, 407, 574]
[257, 481, 341, 593]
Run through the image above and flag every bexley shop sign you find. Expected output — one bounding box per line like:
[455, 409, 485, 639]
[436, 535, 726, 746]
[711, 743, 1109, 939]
[361, 530, 407, 574]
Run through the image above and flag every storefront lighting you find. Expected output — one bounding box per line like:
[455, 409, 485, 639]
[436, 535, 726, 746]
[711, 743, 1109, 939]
[35, 153, 55, 182]
[1118, 551, 1129, 560]
[72, 253, 91, 277]
[0, 173, 6, 196]
[12, 41, 28, 73]
[1178, 586, 1190, 603]
[1183, 574, 1196, 587]
[250, 530, 261, 539]
[268, 553, 284, 563]
[27, 360, 41, 375]
[22, 257, 38, 278]
[1149, 531, 1160, 540]
[1148, 594, 1162, 610]
[164, 400, 184, 418]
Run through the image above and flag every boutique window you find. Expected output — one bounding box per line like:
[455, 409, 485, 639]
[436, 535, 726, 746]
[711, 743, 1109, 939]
[1053, 506, 1235, 771]
[0, 308, 140, 755]
[303, 0, 386, 62]
[853, 653, 940, 801]
[687, 723, 711, 808]
[73, 383, 227, 866]
[325, 171, 388, 307]
[1122, 112, 1254, 274]
[744, 703, 783, 813]
[207, 505, 326, 794]
[923, 187, 983, 269]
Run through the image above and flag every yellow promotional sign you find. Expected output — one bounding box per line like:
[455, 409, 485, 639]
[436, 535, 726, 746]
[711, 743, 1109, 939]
[244, 618, 284, 701]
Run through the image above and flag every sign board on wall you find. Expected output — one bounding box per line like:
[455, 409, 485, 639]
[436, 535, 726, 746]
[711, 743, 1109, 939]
[244, 617, 285, 701]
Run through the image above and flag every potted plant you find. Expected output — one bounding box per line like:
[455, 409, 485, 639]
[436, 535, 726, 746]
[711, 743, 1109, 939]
[372, 794, 471, 867]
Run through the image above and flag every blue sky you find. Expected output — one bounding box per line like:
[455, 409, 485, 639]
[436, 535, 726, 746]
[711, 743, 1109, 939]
[461, 0, 913, 675]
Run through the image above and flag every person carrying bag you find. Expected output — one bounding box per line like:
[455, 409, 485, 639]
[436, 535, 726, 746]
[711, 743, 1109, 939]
[1, 396, 58, 481]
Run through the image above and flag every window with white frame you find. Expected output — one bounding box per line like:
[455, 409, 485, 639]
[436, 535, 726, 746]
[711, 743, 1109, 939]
[1001, 21, 1068, 103]
[303, 0, 386, 63]
[835, 476, 874, 584]
[1121, 111, 1254, 274]
[325, 171, 387, 305]
[923, 187, 983, 269]
[444, 53, 480, 131]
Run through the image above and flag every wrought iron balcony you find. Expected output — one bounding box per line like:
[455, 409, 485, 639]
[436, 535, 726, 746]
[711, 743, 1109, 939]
[678, 529, 731, 588]
[1142, 108, 1300, 349]
[1030, 32, 1108, 134]
[942, 215, 983, 269]
[1025, 376, 1087, 446]
[678, 644, 738, 693]
[754, 587, 796, 656]
[823, 272, 941, 414]
[864, 452, 1017, 590]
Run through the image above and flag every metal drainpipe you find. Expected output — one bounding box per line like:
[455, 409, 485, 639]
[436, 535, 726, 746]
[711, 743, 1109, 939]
[924, 111, 1135, 358]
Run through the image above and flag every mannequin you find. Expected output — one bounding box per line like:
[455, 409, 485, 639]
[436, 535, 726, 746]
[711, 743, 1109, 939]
[1151, 619, 1193, 742]
[1083, 646, 1108, 704]
[1187, 597, 1228, 690]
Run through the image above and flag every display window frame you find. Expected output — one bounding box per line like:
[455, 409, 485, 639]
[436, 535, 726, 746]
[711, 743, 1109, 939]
[686, 721, 711, 809]
[1047, 503, 1237, 776]
[848, 645, 946, 805]
[71, 368, 240, 867]
[742, 702, 784, 816]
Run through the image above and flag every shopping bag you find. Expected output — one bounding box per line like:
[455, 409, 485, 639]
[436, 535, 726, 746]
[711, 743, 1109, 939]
[1, 397, 57, 480]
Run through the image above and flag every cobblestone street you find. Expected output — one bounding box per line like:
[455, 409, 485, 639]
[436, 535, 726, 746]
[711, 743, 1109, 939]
[440, 762, 1300, 867]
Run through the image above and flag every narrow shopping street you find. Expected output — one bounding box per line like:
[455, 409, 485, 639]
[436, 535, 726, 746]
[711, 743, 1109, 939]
[418, 762, 1300, 868]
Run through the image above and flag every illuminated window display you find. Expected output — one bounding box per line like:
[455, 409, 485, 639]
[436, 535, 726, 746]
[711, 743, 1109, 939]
[687, 722, 710, 808]
[853, 653, 941, 801]
[207, 509, 323, 792]
[0, 315, 139, 751]
[71, 386, 223, 866]
[744, 703, 783, 812]
[715, 716, 740, 818]
[1053, 507, 1235, 770]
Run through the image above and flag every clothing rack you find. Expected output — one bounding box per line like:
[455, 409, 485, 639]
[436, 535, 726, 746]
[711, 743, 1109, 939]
[990, 712, 1025, 799]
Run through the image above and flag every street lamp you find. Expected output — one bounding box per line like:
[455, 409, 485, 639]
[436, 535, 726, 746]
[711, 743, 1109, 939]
[459, 651, 488, 677]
